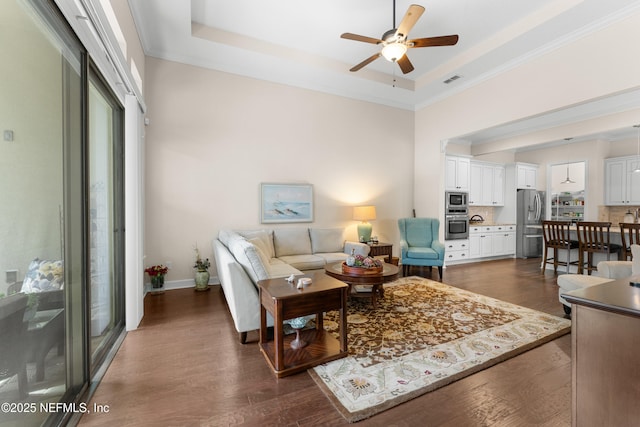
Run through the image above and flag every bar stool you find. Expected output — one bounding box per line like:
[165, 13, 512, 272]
[542, 220, 580, 273]
[619, 222, 640, 260]
[575, 221, 622, 275]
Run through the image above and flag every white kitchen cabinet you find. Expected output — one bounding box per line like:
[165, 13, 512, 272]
[469, 161, 505, 206]
[444, 239, 470, 263]
[605, 156, 640, 205]
[516, 163, 538, 189]
[445, 156, 470, 192]
[469, 225, 516, 259]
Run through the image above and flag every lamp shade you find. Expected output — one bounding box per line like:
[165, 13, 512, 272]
[353, 206, 376, 221]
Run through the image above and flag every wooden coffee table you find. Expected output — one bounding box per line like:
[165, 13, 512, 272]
[258, 271, 348, 378]
[324, 262, 400, 308]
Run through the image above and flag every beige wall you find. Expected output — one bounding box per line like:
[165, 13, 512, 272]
[415, 10, 640, 222]
[144, 58, 415, 281]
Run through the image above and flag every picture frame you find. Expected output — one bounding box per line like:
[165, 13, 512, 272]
[261, 183, 314, 223]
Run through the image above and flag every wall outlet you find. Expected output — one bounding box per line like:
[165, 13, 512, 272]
[165, 261, 172, 269]
[3, 130, 14, 141]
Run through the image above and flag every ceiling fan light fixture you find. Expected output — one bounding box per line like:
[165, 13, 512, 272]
[381, 42, 407, 62]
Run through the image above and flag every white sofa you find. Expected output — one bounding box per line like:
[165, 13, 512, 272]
[212, 227, 369, 343]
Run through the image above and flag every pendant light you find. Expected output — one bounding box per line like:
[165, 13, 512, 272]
[561, 138, 575, 184]
[633, 124, 640, 173]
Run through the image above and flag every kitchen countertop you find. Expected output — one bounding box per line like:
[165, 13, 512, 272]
[563, 276, 640, 318]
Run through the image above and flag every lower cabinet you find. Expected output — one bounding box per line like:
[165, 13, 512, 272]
[444, 239, 469, 263]
[469, 225, 515, 259]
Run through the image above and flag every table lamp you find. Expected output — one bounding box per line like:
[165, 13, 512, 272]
[353, 205, 376, 243]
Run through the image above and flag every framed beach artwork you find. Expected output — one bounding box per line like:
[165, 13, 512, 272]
[261, 183, 314, 223]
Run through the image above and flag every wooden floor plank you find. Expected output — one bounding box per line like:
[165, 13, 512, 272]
[79, 258, 571, 426]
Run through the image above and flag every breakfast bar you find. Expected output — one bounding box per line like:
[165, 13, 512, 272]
[563, 278, 640, 427]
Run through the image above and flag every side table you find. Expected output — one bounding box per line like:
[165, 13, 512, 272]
[368, 242, 393, 263]
[258, 271, 348, 378]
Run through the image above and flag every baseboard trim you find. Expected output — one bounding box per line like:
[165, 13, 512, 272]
[144, 276, 221, 294]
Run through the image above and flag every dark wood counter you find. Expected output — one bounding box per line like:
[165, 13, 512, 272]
[563, 276, 640, 317]
[563, 277, 640, 427]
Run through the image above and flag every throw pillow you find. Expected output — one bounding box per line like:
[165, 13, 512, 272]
[239, 229, 275, 258]
[21, 258, 64, 293]
[632, 244, 640, 275]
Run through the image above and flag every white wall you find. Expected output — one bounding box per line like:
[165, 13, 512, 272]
[414, 10, 640, 225]
[143, 58, 415, 282]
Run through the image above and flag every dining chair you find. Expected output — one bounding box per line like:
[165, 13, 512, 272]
[575, 221, 622, 275]
[541, 220, 580, 274]
[619, 222, 640, 261]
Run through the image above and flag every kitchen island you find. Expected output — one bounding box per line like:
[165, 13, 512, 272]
[563, 278, 640, 427]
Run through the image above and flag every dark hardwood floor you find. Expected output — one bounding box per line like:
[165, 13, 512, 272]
[79, 258, 571, 427]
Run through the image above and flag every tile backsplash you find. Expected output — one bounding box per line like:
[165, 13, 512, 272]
[468, 207, 494, 223]
[598, 206, 640, 224]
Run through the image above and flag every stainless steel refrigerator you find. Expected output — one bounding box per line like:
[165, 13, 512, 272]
[516, 189, 545, 258]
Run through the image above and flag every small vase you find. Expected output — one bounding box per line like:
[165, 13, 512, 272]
[151, 274, 165, 289]
[194, 270, 210, 291]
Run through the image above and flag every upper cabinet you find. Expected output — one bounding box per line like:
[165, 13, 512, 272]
[516, 163, 538, 189]
[445, 156, 470, 192]
[469, 161, 504, 206]
[605, 156, 640, 205]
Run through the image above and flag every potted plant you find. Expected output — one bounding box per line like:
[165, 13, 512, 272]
[193, 246, 211, 292]
[145, 264, 168, 293]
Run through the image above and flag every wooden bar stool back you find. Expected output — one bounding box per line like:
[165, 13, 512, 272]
[541, 220, 579, 273]
[619, 222, 640, 260]
[575, 221, 621, 275]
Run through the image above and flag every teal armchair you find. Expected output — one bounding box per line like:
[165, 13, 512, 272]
[398, 218, 445, 280]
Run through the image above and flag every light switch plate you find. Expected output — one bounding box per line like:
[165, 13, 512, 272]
[3, 130, 14, 141]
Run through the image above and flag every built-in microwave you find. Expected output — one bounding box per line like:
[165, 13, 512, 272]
[445, 191, 468, 214]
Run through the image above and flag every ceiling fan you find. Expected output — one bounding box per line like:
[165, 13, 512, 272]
[341, 1, 459, 74]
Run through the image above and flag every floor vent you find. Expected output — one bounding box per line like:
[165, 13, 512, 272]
[443, 74, 462, 84]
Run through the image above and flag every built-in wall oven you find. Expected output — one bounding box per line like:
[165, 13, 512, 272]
[445, 191, 469, 239]
[445, 215, 469, 240]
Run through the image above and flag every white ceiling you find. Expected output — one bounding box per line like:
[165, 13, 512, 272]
[129, 0, 640, 147]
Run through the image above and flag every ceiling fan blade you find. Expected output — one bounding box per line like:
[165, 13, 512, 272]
[397, 55, 414, 74]
[396, 4, 425, 39]
[349, 53, 381, 72]
[408, 35, 459, 48]
[341, 33, 383, 45]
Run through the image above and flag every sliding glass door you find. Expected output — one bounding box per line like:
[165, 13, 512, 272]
[0, 1, 125, 425]
[88, 75, 125, 369]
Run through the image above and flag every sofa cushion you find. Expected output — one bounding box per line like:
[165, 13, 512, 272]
[239, 229, 275, 258]
[309, 228, 344, 254]
[315, 252, 349, 265]
[228, 238, 271, 284]
[273, 228, 312, 257]
[277, 254, 325, 271]
[406, 247, 439, 260]
[269, 262, 302, 278]
[632, 244, 640, 274]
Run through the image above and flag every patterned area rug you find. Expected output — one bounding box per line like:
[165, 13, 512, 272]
[308, 277, 571, 423]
